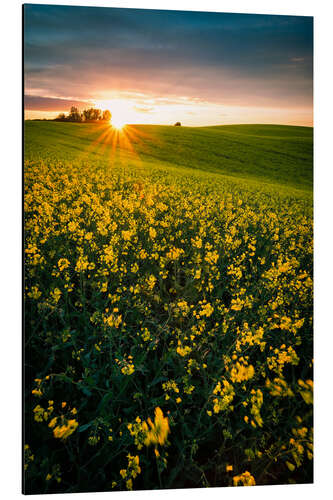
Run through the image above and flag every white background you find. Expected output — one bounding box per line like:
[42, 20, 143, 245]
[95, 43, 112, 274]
[1, 0, 332, 498]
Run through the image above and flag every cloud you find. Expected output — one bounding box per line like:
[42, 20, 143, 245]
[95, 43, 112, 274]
[24, 5, 313, 111]
[24, 95, 92, 111]
[133, 105, 154, 113]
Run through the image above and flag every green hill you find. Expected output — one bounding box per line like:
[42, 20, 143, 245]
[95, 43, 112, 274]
[24, 121, 313, 191]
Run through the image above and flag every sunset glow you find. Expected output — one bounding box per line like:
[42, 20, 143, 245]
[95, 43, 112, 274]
[24, 6, 313, 126]
[112, 118, 126, 130]
[97, 99, 133, 128]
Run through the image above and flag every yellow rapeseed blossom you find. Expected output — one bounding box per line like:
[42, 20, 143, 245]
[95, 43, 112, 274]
[229, 361, 255, 383]
[142, 407, 170, 447]
[149, 227, 157, 239]
[212, 379, 235, 413]
[58, 258, 70, 271]
[25, 127, 313, 489]
[233, 471, 256, 486]
[51, 418, 78, 440]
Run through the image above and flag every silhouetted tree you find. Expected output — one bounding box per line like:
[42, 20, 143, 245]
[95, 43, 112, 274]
[92, 108, 102, 121]
[102, 109, 112, 122]
[55, 106, 110, 123]
[83, 108, 93, 121]
[54, 113, 67, 121]
[68, 106, 82, 122]
[82, 107, 102, 121]
[174, 122, 181, 126]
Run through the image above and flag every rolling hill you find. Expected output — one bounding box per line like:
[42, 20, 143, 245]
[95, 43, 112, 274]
[24, 122, 313, 192]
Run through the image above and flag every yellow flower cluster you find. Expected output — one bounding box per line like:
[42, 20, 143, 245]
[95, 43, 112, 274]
[298, 379, 313, 405]
[267, 345, 299, 374]
[233, 471, 256, 486]
[249, 389, 263, 428]
[287, 417, 313, 468]
[127, 407, 170, 455]
[229, 360, 255, 384]
[266, 377, 294, 397]
[33, 401, 54, 422]
[116, 355, 135, 375]
[49, 417, 79, 440]
[142, 407, 170, 448]
[45, 464, 62, 483]
[24, 444, 34, 471]
[32, 394, 78, 441]
[176, 341, 192, 357]
[127, 417, 146, 450]
[212, 379, 235, 414]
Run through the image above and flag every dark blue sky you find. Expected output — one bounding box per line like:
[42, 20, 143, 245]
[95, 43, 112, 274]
[24, 4, 313, 125]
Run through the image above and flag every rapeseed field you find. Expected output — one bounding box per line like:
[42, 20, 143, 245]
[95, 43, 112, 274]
[24, 122, 313, 493]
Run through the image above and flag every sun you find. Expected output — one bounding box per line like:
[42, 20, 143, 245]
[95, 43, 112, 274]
[96, 99, 133, 129]
[112, 117, 126, 130]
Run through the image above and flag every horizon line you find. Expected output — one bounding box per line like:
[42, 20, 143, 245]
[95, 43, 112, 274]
[24, 119, 314, 128]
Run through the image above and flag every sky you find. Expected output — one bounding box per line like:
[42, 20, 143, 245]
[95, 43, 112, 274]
[24, 4, 313, 126]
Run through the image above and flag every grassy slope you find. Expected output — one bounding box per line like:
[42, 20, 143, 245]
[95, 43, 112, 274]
[24, 121, 313, 192]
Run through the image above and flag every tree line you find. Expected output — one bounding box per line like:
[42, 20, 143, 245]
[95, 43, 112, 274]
[55, 106, 112, 123]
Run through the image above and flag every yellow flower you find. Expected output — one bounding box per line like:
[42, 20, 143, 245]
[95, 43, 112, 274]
[146, 274, 157, 290]
[32, 388, 43, 397]
[121, 363, 135, 375]
[58, 258, 70, 271]
[286, 461, 295, 471]
[143, 407, 170, 447]
[298, 379, 313, 405]
[48, 417, 58, 428]
[53, 419, 78, 440]
[230, 297, 244, 311]
[149, 227, 157, 239]
[176, 341, 192, 357]
[68, 221, 78, 232]
[212, 379, 235, 413]
[204, 250, 219, 265]
[233, 471, 256, 486]
[122, 230, 132, 241]
[51, 288, 61, 303]
[127, 454, 141, 478]
[191, 236, 202, 249]
[229, 362, 254, 383]
[27, 285, 41, 300]
[166, 247, 184, 260]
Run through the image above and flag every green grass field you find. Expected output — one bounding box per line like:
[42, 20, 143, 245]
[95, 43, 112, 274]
[24, 122, 313, 493]
[25, 121, 313, 190]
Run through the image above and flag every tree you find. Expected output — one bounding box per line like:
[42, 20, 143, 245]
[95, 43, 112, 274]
[83, 108, 92, 121]
[174, 122, 181, 126]
[102, 109, 112, 122]
[83, 107, 102, 121]
[92, 108, 102, 121]
[55, 113, 67, 121]
[68, 106, 82, 122]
